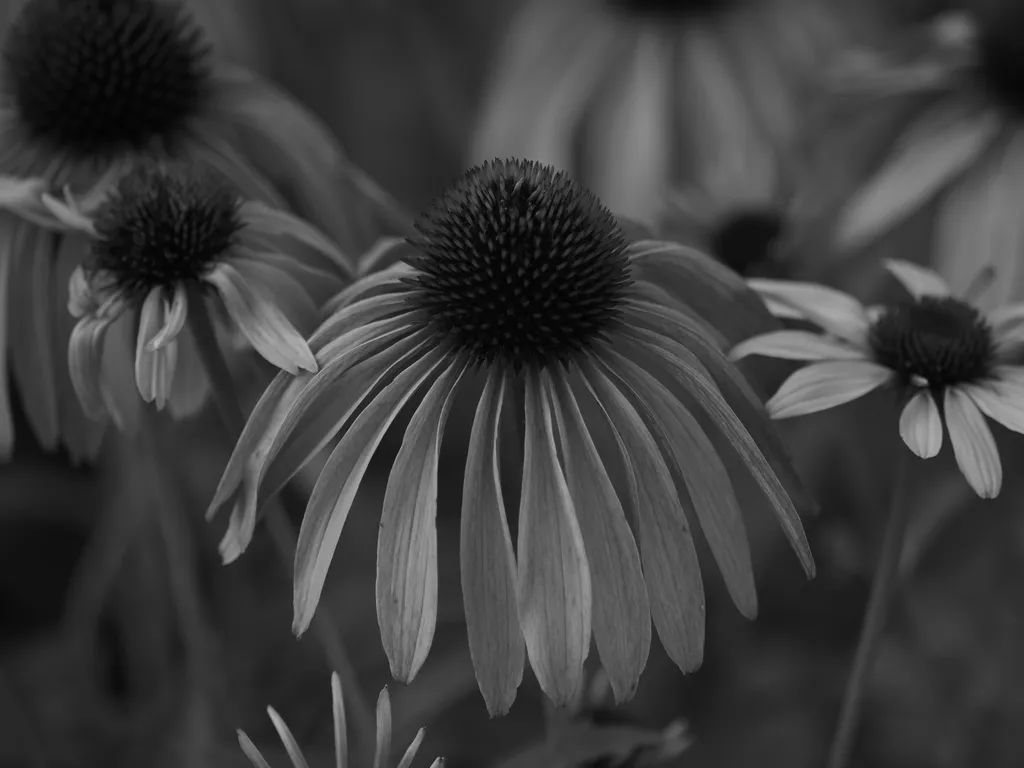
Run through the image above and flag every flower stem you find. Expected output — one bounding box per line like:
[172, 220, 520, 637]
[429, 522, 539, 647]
[186, 287, 376, 746]
[826, 449, 914, 768]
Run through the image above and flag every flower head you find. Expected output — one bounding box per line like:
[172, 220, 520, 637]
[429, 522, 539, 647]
[733, 259, 1024, 498]
[208, 159, 813, 713]
[0, 0, 409, 462]
[238, 673, 442, 768]
[59, 159, 351, 433]
[471, 0, 858, 220]
[822, 7, 1024, 309]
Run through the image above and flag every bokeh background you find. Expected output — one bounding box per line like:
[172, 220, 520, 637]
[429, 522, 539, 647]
[3, 1, 1024, 767]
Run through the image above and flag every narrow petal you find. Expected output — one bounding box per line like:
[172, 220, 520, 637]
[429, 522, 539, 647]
[377, 360, 466, 682]
[517, 369, 592, 705]
[147, 284, 188, 350]
[237, 732, 274, 768]
[134, 287, 178, 409]
[578, 358, 704, 672]
[9, 226, 59, 448]
[373, 689, 392, 768]
[620, 328, 814, 578]
[899, 391, 943, 458]
[731, 330, 866, 362]
[460, 370, 524, 716]
[745, 279, 870, 343]
[548, 370, 650, 702]
[40, 190, 97, 235]
[837, 103, 999, 248]
[395, 730, 426, 768]
[602, 350, 756, 619]
[230, 255, 320, 336]
[239, 199, 354, 278]
[356, 238, 420, 277]
[883, 259, 950, 299]
[965, 378, 1024, 434]
[768, 361, 894, 419]
[331, 673, 348, 768]
[207, 261, 317, 374]
[944, 386, 1002, 498]
[68, 315, 115, 420]
[293, 347, 447, 635]
[267, 707, 312, 768]
[0, 222, 15, 459]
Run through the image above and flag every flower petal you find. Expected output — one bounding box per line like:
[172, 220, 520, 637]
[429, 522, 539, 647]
[579, 359, 704, 673]
[293, 347, 446, 636]
[266, 707, 312, 768]
[460, 370, 524, 716]
[837, 102, 999, 249]
[207, 261, 317, 374]
[237, 732, 274, 768]
[622, 327, 814, 578]
[602, 350, 756, 619]
[548, 371, 651, 702]
[395, 730, 426, 768]
[331, 673, 347, 768]
[134, 286, 178, 409]
[731, 330, 866, 362]
[147, 284, 188, 350]
[963, 378, 1024, 435]
[239, 199, 354, 278]
[899, 391, 943, 458]
[768, 361, 893, 419]
[745, 278, 870, 343]
[68, 315, 115, 420]
[517, 369, 591, 705]
[944, 386, 1002, 498]
[377, 360, 465, 683]
[883, 259, 950, 299]
[0, 223, 15, 459]
[373, 689, 392, 768]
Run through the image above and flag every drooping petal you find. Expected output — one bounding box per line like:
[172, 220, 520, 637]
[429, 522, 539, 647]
[266, 707, 312, 768]
[167, 325, 210, 419]
[620, 328, 814, 578]
[9, 225, 59, 449]
[207, 261, 317, 374]
[547, 370, 650, 702]
[836, 102, 1000, 249]
[460, 370, 524, 716]
[578, 358, 704, 673]
[601, 350, 756, 619]
[134, 287, 179, 409]
[229, 255, 320, 337]
[899, 391, 943, 458]
[883, 259, 950, 299]
[517, 368, 591, 705]
[965, 376, 1024, 435]
[237, 732, 274, 768]
[373, 689, 392, 768]
[944, 386, 1002, 498]
[293, 347, 447, 636]
[377, 359, 466, 683]
[731, 330, 866, 362]
[68, 315, 115, 420]
[239, 200, 354, 278]
[745, 278, 870, 344]
[147, 284, 188, 350]
[768, 361, 894, 419]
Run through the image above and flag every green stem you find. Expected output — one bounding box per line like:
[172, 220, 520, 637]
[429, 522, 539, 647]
[187, 287, 376, 745]
[826, 449, 914, 768]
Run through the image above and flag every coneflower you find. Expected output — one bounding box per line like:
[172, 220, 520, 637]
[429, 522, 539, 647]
[208, 158, 814, 713]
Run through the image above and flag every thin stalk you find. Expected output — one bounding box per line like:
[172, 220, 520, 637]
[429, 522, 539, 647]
[187, 287, 376, 744]
[826, 449, 914, 768]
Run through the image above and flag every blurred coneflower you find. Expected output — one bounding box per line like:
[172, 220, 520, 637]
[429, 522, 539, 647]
[238, 672, 443, 768]
[0, 0, 406, 461]
[734, 259, 1024, 498]
[208, 158, 814, 712]
[52, 160, 351, 433]
[828, 6, 1024, 309]
[471, 0, 859, 221]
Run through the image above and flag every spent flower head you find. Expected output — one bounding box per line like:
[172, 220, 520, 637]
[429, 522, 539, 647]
[733, 259, 1024, 498]
[0, 0, 407, 460]
[238, 672, 442, 768]
[58, 159, 351, 434]
[208, 158, 814, 713]
[824, 6, 1024, 309]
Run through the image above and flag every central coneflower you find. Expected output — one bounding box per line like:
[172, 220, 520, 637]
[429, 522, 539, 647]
[0, 0, 408, 462]
[53, 160, 351, 432]
[208, 158, 814, 714]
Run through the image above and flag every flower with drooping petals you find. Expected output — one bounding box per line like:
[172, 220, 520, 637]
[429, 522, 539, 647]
[208, 158, 814, 713]
[734, 259, 1024, 498]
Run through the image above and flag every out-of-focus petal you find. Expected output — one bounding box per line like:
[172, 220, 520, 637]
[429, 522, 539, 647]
[944, 386, 1001, 498]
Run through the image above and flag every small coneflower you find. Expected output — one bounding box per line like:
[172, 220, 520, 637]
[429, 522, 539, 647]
[733, 259, 1024, 498]
[54, 160, 350, 433]
[0, 0, 406, 461]
[208, 158, 813, 712]
[829, 6, 1024, 309]
[470, 0, 859, 221]
[238, 672, 442, 768]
